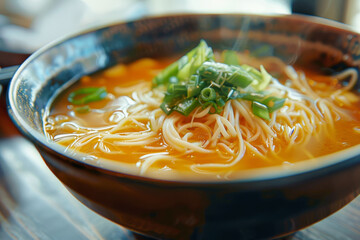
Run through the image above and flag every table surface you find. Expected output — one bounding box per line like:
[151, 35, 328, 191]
[0, 90, 359, 240]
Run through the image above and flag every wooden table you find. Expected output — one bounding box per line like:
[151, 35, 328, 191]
[0, 90, 359, 240]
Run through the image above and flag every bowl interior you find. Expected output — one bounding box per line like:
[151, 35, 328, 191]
[7, 14, 360, 181]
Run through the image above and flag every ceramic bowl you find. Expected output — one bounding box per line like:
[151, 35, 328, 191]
[7, 14, 360, 239]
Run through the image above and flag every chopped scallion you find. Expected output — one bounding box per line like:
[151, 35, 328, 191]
[226, 69, 253, 88]
[262, 96, 286, 113]
[68, 87, 107, 105]
[173, 98, 200, 116]
[200, 87, 216, 102]
[252, 101, 270, 120]
[75, 105, 91, 113]
[160, 102, 173, 115]
[168, 84, 187, 95]
[152, 40, 285, 119]
[152, 61, 179, 87]
[152, 39, 214, 87]
[216, 97, 226, 108]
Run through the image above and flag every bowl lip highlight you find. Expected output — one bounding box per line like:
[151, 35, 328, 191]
[7, 13, 360, 185]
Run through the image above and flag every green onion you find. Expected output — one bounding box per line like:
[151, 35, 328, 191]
[187, 78, 207, 98]
[198, 64, 220, 82]
[173, 98, 200, 116]
[226, 69, 253, 88]
[152, 39, 214, 87]
[200, 87, 216, 102]
[177, 40, 214, 81]
[153, 40, 285, 119]
[75, 105, 91, 113]
[168, 84, 187, 95]
[199, 62, 255, 89]
[160, 102, 173, 115]
[169, 76, 179, 84]
[252, 101, 270, 120]
[231, 92, 285, 116]
[220, 86, 235, 99]
[250, 65, 272, 91]
[241, 64, 262, 79]
[262, 96, 286, 113]
[237, 92, 266, 102]
[216, 97, 226, 108]
[152, 61, 179, 87]
[162, 93, 184, 107]
[241, 64, 263, 89]
[68, 87, 107, 105]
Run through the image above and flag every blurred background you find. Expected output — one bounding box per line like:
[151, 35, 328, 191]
[0, 0, 358, 64]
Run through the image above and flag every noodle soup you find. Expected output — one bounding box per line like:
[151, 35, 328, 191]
[44, 42, 360, 180]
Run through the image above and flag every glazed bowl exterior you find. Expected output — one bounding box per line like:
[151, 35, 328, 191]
[7, 14, 360, 239]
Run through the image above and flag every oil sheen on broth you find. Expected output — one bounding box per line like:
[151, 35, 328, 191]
[44, 49, 360, 180]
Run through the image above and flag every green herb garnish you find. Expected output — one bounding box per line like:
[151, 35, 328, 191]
[252, 101, 270, 120]
[68, 87, 107, 105]
[153, 40, 285, 119]
[75, 105, 91, 113]
[152, 40, 214, 87]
